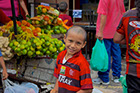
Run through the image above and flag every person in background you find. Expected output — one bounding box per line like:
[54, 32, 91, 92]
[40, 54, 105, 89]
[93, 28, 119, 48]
[0, 9, 11, 25]
[0, 50, 8, 80]
[0, 8, 10, 83]
[51, 26, 93, 93]
[114, 0, 140, 92]
[0, 0, 29, 20]
[58, 1, 73, 27]
[92, 0, 125, 85]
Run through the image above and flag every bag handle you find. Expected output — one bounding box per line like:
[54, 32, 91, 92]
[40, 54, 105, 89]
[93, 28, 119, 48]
[4, 79, 11, 88]
[4, 79, 17, 88]
[6, 79, 17, 86]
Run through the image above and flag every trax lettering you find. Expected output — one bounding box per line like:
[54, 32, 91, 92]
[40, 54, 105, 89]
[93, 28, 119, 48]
[58, 75, 72, 85]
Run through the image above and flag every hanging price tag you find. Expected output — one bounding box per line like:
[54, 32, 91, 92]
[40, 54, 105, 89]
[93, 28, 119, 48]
[73, 10, 82, 18]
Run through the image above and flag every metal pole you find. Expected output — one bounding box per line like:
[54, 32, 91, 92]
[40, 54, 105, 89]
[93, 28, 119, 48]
[10, 0, 17, 35]
[73, 0, 75, 23]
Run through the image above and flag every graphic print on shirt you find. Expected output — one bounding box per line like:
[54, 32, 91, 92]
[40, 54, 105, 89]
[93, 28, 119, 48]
[60, 66, 66, 74]
[128, 20, 140, 62]
[69, 69, 74, 76]
[58, 75, 72, 85]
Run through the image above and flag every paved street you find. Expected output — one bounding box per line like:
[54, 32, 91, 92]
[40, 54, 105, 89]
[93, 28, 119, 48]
[90, 58, 126, 93]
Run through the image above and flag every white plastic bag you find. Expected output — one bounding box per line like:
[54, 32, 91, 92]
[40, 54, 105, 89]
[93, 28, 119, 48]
[4, 79, 37, 93]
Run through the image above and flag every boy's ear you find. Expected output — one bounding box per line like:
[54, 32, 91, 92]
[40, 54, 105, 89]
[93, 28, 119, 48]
[82, 41, 87, 48]
[64, 34, 66, 42]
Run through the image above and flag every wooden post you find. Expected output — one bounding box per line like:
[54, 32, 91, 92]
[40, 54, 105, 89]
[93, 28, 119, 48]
[130, 0, 135, 9]
[129, 0, 130, 10]
[73, 0, 75, 23]
[10, 0, 17, 35]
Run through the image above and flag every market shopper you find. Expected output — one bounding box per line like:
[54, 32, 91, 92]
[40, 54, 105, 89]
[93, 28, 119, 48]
[0, 0, 29, 20]
[92, 0, 125, 85]
[51, 26, 93, 93]
[58, 1, 73, 27]
[114, 0, 140, 92]
[0, 50, 8, 80]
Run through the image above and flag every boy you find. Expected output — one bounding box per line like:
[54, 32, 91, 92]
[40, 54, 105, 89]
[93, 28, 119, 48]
[51, 26, 93, 93]
[58, 1, 73, 27]
[0, 50, 8, 80]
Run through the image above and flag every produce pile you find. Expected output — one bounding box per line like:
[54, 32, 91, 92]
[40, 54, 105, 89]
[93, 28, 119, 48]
[28, 5, 67, 34]
[0, 36, 14, 60]
[0, 5, 67, 60]
[9, 34, 65, 59]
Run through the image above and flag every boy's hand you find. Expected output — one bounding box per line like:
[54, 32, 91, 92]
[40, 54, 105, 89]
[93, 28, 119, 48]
[50, 89, 58, 93]
[2, 70, 8, 80]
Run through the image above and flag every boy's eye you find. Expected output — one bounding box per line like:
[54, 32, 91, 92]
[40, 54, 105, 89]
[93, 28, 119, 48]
[77, 42, 81, 45]
[69, 40, 73, 42]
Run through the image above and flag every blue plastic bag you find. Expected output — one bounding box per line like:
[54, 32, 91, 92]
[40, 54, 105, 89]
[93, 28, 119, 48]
[4, 79, 39, 93]
[90, 39, 108, 72]
[21, 82, 39, 93]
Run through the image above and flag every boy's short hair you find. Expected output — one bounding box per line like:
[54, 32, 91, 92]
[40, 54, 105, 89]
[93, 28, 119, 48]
[59, 1, 68, 12]
[66, 26, 87, 42]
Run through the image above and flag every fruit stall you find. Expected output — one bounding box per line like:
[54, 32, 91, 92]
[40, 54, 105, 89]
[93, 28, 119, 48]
[0, 2, 68, 92]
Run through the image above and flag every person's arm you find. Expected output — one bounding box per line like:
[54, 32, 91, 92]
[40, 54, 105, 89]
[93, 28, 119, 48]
[19, 0, 29, 16]
[0, 56, 8, 80]
[50, 79, 58, 93]
[113, 31, 126, 44]
[76, 89, 92, 93]
[96, 14, 107, 40]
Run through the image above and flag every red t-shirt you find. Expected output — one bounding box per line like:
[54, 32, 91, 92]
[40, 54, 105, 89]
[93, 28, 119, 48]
[54, 50, 93, 93]
[0, 9, 11, 25]
[59, 14, 73, 26]
[117, 8, 140, 78]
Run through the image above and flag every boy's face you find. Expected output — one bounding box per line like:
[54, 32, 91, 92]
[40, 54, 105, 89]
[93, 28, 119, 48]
[64, 31, 86, 56]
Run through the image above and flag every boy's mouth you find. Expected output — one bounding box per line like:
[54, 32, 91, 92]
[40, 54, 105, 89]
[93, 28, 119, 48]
[68, 48, 75, 53]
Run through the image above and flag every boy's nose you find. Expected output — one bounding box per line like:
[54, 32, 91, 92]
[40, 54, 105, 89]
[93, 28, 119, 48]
[71, 43, 76, 47]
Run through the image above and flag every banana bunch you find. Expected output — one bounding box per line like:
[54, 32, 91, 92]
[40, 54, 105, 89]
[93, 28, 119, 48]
[0, 36, 14, 60]
[15, 31, 36, 42]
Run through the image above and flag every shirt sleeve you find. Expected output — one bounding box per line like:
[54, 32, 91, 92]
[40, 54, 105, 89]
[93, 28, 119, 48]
[0, 9, 11, 25]
[66, 16, 73, 26]
[80, 60, 93, 89]
[117, 17, 125, 35]
[0, 50, 2, 57]
[97, 0, 108, 15]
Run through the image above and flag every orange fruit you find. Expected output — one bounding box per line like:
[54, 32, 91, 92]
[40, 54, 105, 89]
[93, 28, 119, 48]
[32, 29, 37, 33]
[26, 22, 31, 27]
[26, 29, 32, 33]
[21, 26, 26, 31]
[35, 27, 41, 33]
[22, 20, 28, 25]
[16, 21, 21, 26]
